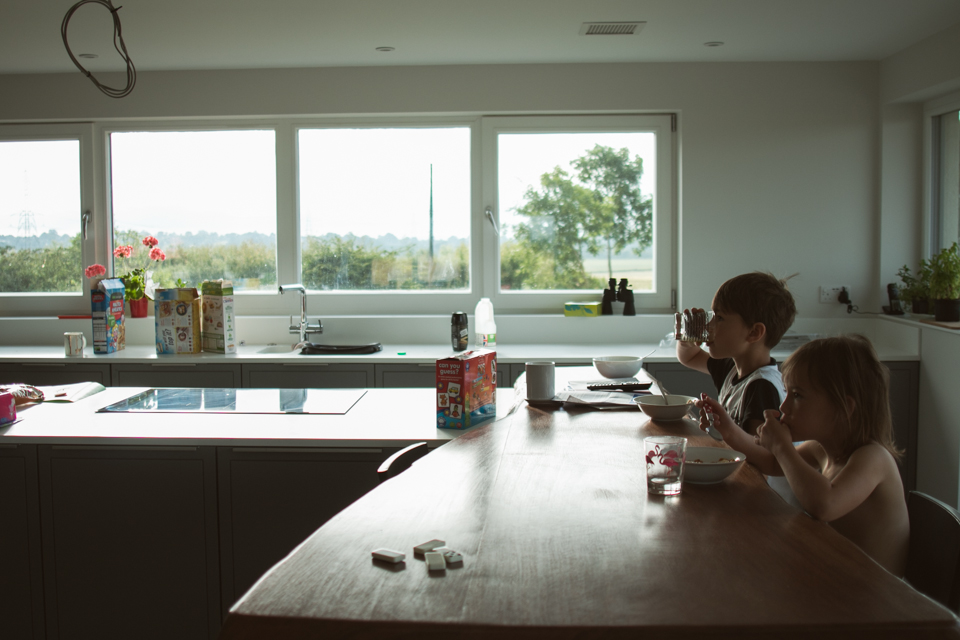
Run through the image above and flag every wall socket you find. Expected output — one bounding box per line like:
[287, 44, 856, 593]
[819, 285, 849, 304]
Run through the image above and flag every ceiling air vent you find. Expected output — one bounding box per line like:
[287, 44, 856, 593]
[579, 22, 645, 36]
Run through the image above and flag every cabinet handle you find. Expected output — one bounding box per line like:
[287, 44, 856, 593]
[151, 363, 197, 368]
[281, 363, 329, 367]
[23, 363, 66, 367]
[234, 447, 383, 454]
[52, 445, 199, 452]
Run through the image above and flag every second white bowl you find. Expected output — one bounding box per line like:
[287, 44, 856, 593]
[593, 356, 643, 379]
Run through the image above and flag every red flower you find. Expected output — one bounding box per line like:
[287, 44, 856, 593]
[84, 264, 107, 278]
[142, 236, 159, 248]
[113, 245, 133, 259]
[149, 247, 166, 261]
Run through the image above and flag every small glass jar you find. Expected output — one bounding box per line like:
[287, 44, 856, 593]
[675, 309, 714, 343]
[451, 312, 469, 351]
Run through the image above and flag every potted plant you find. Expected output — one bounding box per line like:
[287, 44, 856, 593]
[928, 242, 960, 322]
[897, 261, 932, 314]
[114, 235, 166, 317]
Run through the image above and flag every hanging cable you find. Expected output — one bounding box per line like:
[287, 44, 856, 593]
[61, 0, 137, 98]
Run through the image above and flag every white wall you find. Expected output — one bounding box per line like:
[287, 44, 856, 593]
[1, 61, 881, 318]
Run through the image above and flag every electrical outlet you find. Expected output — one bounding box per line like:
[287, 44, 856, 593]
[819, 285, 849, 304]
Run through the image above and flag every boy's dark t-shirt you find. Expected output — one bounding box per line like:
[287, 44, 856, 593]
[706, 357, 782, 435]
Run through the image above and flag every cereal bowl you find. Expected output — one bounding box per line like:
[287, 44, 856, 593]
[683, 446, 746, 484]
[633, 395, 696, 421]
[593, 356, 644, 379]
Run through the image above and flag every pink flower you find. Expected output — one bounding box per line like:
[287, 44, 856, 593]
[113, 245, 133, 259]
[149, 247, 166, 261]
[142, 236, 159, 248]
[84, 264, 107, 278]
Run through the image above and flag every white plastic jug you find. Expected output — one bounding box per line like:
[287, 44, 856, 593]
[474, 298, 497, 347]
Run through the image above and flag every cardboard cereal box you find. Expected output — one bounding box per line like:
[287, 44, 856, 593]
[201, 279, 236, 354]
[154, 288, 202, 354]
[436, 348, 496, 430]
[91, 278, 125, 354]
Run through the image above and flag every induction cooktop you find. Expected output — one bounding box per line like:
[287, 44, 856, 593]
[97, 387, 366, 415]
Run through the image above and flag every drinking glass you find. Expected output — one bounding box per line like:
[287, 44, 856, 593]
[644, 436, 687, 495]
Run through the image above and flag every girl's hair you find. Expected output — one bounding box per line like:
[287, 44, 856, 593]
[780, 334, 902, 462]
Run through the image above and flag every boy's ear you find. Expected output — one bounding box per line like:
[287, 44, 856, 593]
[746, 322, 767, 344]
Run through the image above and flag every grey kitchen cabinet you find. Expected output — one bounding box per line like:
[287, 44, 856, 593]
[376, 363, 437, 387]
[112, 363, 242, 388]
[242, 363, 375, 388]
[0, 362, 111, 387]
[0, 444, 45, 640]
[216, 446, 397, 617]
[37, 445, 221, 640]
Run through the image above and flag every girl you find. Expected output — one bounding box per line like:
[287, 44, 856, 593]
[697, 334, 909, 576]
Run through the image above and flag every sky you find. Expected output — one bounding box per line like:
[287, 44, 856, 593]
[0, 128, 656, 241]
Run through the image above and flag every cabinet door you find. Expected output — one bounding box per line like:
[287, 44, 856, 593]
[38, 445, 220, 640]
[376, 363, 437, 387]
[643, 363, 717, 399]
[242, 363, 374, 388]
[886, 362, 919, 494]
[112, 363, 242, 388]
[0, 444, 44, 640]
[217, 446, 395, 616]
[0, 363, 111, 387]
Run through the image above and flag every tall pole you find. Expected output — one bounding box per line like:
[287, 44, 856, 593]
[429, 164, 434, 260]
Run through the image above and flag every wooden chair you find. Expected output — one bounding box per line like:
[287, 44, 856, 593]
[906, 490, 960, 612]
[377, 442, 429, 483]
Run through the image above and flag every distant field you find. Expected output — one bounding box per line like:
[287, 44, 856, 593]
[583, 258, 653, 290]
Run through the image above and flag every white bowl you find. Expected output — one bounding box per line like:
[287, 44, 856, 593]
[632, 395, 696, 421]
[683, 446, 746, 484]
[593, 356, 643, 379]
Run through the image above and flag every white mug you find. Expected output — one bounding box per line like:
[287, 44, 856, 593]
[525, 361, 556, 402]
[64, 332, 86, 356]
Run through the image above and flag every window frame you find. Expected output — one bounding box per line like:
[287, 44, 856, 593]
[924, 91, 960, 256]
[480, 114, 676, 313]
[0, 114, 676, 317]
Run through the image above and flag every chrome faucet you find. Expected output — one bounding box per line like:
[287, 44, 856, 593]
[279, 284, 323, 346]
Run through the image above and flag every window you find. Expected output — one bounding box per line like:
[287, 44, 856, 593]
[482, 115, 674, 312]
[297, 126, 471, 292]
[932, 108, 960, 252]
[108, 129, 277, 293]
[0, 136, 82, 293]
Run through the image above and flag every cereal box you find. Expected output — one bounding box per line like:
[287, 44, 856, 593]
[91, 278, 126, 354]
[201, 280, 236, 354]
[436, 348, 496, 430]
[154, 288, 201, 354]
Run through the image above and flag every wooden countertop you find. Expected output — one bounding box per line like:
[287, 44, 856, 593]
[218, 376, 959, 639]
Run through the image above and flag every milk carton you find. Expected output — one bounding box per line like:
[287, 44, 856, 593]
[201, 280, 236, 354]
[154, 288, 201, 354]
[91, 278, 125, 354]
[436, 348, 497, 430]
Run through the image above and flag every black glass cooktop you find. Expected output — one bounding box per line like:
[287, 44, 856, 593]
[98, 388, 366, 415]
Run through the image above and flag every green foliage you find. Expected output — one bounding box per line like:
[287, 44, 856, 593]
[929, 242, 960, 300]
[0, 234, 82, 293]
[897, 261, 932, 304]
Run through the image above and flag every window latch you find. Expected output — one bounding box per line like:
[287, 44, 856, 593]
[484, 206, 500, 237]
[81, 209, 92, 240]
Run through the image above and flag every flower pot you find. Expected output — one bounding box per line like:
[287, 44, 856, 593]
[934, 299, 960, 322]
[911, 298, 931, 315]
[128, 297, 149, 318]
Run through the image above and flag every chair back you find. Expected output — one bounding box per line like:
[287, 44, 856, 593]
[377, 442, 429, 483]
[906, 490, 960, 612]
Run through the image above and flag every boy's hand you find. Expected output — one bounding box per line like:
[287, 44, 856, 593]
[755, 410, 792, 453]
[695, 394, 733, 435]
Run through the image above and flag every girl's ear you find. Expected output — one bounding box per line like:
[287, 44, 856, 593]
[844, 395, 857, 419]
[746, 322, 767, 344]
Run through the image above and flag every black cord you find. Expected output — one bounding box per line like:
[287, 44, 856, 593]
[61, 0, 136, 98]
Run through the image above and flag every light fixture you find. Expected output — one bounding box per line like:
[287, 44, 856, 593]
[61, 0, 136, 98]
[704, 41, 724, 47]
[376, 46, 395, 52]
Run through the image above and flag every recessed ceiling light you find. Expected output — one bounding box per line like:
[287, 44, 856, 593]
[376, 46, 395, 52]
[78, 53, 98, 59]
[704, 42, 724, 47]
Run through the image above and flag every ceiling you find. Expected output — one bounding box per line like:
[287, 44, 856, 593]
[4, 0, 960, 75]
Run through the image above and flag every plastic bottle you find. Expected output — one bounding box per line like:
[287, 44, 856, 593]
[451, 311, 469, 352]
[474, 298, 497, 347]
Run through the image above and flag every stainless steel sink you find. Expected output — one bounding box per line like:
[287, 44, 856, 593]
[256, 344, 298, 354]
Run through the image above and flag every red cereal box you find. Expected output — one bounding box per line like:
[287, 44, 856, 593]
[436, 348, 496, 430]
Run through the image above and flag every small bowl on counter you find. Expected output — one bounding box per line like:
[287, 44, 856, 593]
[683, 447, 747, 484]
[593, 356, 643, 379]
[633, 394, 696, 421]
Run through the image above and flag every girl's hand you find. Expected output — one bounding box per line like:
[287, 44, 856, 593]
[755, 409, 792, 453]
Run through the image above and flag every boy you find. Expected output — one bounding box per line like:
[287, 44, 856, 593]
[676, 272, 798, 503]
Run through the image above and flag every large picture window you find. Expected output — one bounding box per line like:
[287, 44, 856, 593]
[932, 108, 960, 252]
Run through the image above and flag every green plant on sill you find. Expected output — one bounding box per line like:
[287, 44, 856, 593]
[897, 260, 932, 304]
[928, 242, 960, 300]
[121, 267, 148, 301]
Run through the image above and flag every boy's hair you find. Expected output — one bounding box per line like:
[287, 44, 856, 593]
[713, 272, 797, 348]
[781, 334, 902, 462]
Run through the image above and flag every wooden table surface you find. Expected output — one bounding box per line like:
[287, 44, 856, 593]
[219, 369, 959, 640]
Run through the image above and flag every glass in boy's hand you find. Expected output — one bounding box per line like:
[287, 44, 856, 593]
[644, 436, 687, 495]
[675, 308, 714, 343]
